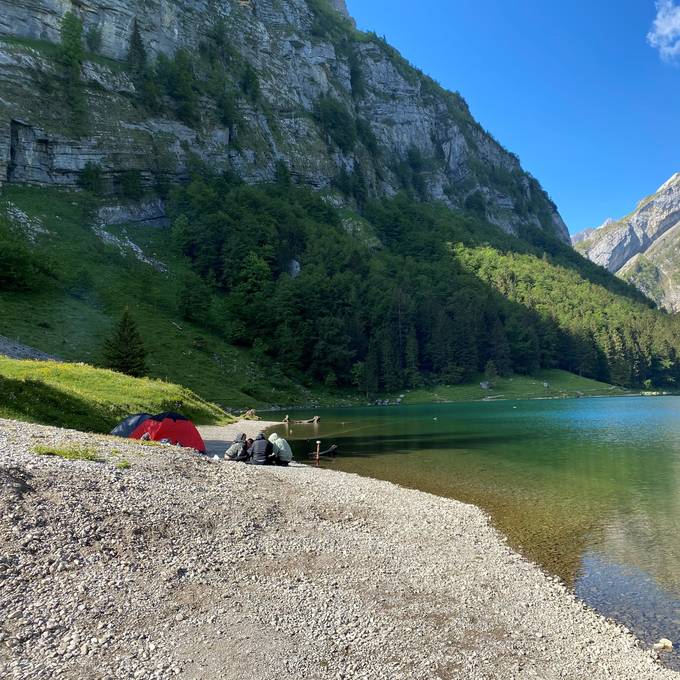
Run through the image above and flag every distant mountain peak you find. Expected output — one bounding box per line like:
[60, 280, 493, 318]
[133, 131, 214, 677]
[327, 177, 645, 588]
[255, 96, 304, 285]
[656, 172, 680, 194]
[574, 172, 680, 311]
[597, 217, 615, 230]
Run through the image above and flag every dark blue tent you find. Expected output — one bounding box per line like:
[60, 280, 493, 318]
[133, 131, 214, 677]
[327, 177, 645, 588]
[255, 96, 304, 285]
[110, 413, 152, 438]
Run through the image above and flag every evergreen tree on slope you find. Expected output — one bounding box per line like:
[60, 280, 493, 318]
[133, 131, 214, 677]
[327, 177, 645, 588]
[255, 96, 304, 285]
[103, 308, 148, 377]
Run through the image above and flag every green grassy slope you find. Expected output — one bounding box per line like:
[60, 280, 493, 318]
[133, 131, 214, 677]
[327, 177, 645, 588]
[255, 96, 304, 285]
[0, 356, 232, 432]
[397, 369, 629, 405]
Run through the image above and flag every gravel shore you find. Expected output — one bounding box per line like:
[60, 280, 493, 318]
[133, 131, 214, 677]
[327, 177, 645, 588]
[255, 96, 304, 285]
[1, 417, 676, 680]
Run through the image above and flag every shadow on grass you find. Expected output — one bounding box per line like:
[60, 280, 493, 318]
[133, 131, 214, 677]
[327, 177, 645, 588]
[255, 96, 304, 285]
[0, 376, 116, 432]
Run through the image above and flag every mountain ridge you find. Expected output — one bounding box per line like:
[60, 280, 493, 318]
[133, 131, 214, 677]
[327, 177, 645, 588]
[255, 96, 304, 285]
[573, 173, 680, 311]
[0, 0, 569, 243]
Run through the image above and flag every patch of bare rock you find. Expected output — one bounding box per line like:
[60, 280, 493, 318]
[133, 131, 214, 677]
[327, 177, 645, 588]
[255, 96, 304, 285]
[0, 418, 676, 679]
[0, 336, 61, 362]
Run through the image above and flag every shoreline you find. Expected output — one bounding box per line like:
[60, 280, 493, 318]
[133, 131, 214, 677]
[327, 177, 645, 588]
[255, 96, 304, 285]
[258, 389, 656, 414]
[1, 417, 676, 679]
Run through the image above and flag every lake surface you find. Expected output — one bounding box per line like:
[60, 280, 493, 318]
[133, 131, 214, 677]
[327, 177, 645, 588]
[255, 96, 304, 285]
[274, 397, 680, 666]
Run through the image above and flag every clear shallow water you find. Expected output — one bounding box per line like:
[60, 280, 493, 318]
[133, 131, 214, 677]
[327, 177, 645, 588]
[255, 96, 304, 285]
[274, 397, 680, 665]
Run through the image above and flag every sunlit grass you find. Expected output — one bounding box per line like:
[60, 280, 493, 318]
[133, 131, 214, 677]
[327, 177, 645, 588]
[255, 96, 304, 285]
[33, 444, 99, 462]
[0, 356, 232, 432]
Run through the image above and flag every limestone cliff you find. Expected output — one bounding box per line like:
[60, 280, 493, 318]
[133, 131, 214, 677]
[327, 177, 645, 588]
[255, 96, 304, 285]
[0, 0, 569, 242]
[573, 174, 680, 311]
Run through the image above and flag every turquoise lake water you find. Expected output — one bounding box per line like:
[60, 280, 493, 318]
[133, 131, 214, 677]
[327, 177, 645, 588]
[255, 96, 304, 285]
[274, 396, 680, 665]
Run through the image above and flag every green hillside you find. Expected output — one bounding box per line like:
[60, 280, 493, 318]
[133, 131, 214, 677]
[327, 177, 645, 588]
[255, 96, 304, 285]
[0, 185, 341, 408]
[2, 178, 680, 409]
[0, 356, 231, 432]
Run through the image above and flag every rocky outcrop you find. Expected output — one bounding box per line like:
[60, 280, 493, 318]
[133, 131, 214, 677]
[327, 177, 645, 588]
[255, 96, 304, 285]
[573, 174, 680, 311]
[330, 0, 351, 19]
[0, 0, 569, 243]
[0, 335, 61, 361]
[96, 199, 167, 228]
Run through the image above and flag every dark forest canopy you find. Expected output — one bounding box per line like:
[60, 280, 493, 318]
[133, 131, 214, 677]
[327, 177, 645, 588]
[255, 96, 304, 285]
[167, 172, 680, 393]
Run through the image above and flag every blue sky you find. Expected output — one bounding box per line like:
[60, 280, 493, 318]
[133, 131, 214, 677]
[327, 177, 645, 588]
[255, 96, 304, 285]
[345, 0, 680, 234]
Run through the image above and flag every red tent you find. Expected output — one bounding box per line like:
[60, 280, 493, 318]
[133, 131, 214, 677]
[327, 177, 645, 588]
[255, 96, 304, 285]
[112, 411, 206, 453]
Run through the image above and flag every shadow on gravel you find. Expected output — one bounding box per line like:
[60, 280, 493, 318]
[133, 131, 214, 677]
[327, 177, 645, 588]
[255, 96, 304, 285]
[0, 466, 34, 498]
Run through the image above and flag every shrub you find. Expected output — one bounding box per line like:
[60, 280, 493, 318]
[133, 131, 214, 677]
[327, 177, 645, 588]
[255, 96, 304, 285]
[314, 95, 356, 153]
[85, 25, 103, 53]
[464, 191, 486, 217]
[0, 219, 45, 291]
[239, 63, 261, 103]
[0, 240, 41, 291]
[217, 90, 238, 129]
[156, 50, 200, 126]
[118, 169, 144, 199]
[177, 272, 212, 323]
[356, 118, 379, 157]
[77, 162, 104, 195]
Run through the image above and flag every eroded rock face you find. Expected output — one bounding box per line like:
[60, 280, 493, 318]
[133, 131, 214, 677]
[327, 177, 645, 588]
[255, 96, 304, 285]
[574, 174, 680, 310]
[0, 0, 569, 243]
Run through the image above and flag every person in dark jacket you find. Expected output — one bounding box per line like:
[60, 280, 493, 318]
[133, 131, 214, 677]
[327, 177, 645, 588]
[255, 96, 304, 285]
[248, 432, 275, 465]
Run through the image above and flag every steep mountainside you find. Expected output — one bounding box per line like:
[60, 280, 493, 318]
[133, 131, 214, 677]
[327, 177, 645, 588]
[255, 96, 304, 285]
[574, 174, 680, 311]
[0, 0, 568, 241]
[6, 0, 680, 402]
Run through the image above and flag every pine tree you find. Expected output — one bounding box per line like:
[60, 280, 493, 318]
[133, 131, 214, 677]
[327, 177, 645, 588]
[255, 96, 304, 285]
[365, 338, 380, 395]
[404, 326, 420, 388]
[484, 360, 498, 382]
[60, 12, 84, 76]
[488, 317, 512, 376]
[127, 19, 147, 80]
[59, 12, 87, 134]
[103, 308, 148, 377]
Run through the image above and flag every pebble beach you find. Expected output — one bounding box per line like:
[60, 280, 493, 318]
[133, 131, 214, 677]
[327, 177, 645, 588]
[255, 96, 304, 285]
[0, 417, 676, 679]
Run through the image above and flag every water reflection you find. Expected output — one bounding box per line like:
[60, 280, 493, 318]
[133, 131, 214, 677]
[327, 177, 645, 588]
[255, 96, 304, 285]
[277, 397, 680, 656]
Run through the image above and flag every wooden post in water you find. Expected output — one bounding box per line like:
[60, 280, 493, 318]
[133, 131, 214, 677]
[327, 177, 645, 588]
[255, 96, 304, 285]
[315, 440, 321, 467]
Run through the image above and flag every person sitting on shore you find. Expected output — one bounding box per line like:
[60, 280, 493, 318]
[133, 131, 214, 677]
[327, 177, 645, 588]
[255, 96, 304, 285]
[225, 433, 249, 462]
[248, 433, 275, 466]
[268, 432, 293, 467]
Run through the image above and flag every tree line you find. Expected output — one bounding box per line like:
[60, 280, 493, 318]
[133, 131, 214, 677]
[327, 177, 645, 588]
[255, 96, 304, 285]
[164, 172, 680, 392]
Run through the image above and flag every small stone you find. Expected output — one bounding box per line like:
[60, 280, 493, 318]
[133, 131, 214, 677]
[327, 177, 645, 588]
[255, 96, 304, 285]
[653, 638, 673, 652]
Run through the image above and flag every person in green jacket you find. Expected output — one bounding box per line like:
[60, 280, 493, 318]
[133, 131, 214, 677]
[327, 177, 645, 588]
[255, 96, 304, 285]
[268, 432, 293, 466]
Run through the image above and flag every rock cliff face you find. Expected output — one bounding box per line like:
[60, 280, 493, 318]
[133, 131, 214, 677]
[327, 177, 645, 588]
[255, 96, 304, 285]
[573, 174, 680, 311]
[0, 0, 569, 242]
